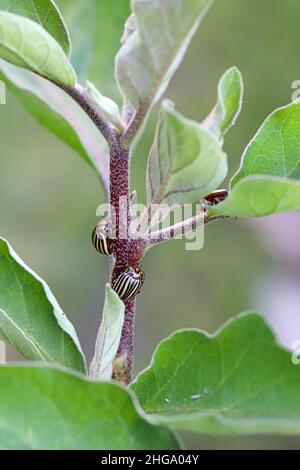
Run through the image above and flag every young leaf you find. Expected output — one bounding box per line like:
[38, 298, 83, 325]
[86, 81, 125, 132]
[232, 102, 300, 186]
[0, 61, 109, 189]
[203, 66, 243, 139]
[116, 0, 213, 138]
[0, 238, 85, 373]
[0, 11, 76, 85]
[0, 366, 180, 450]
[147, 100, 227, 205]
[122, 13, 136, 44]
[0, 0, 71, 56]
[132, 313, 300, 435]
[209, 175, 300, 217]
[58, 0, 130, 99]
[90, 286, 125, 380]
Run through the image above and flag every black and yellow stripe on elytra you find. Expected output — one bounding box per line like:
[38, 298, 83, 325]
[92, 219, 115, 255]
[112, 267, 145, 301]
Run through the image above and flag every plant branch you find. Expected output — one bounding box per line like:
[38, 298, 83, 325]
[49, 79, 119, 149]
[148, 213, 226, 247]
[122, 107, 147, 149]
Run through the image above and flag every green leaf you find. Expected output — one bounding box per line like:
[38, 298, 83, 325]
[0, 365, 180, 450]
[0, 0, 71, 56]
[116, 0, 213, 124]
[147, 100, 227, 205]
[0, 61, 109, 188]
[210, 101, 300, 218]
[0, 238, 85, 373]
[90, 286, 125, 380]
[58, 0, 130, 99]
[132, 313, 300, 435]
[203, 66, 243, 139]
[0, 64, 90, 167]
[209, 175, 300, 217]
[0, 11, 76, 85]
[232, 102, 300, 186]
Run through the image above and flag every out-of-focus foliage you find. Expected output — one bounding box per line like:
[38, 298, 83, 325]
[0, 62, 94, 170]
[116, 0, 213, 135]
[0, 0, 71, 55]
[57, 0, 130, 100]
[0, 11, 75, 85]
[0, 61, 109, 186]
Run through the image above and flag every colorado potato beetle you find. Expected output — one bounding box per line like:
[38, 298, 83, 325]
[204, 189, 229, 206]
[92, 218, 115, 255]
[112, 266, 145, 301]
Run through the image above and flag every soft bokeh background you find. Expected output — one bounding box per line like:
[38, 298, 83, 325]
[1, 0, 300, 449]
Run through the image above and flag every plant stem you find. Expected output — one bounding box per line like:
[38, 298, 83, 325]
[109, 139, 147, 384]
[112, 298, 136, 385]
[59, 82, 117, 145]
[148, 213, 227, 248]
[52, 80, 141, 384]
[122, 107, 147, 149]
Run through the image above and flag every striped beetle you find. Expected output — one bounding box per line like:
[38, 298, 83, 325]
[204, 189, 229, 206]
[112, 266, 145, 301]
[92, 218, 115, 255]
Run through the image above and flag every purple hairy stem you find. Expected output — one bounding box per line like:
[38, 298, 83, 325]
[109, 140, 130, 266]
[52, 78, 147, 385]
[110, 139, 147, 384]
[112, 298, 135, 385]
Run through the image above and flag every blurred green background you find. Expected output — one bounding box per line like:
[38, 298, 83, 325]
[1, 0, 300, 449]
